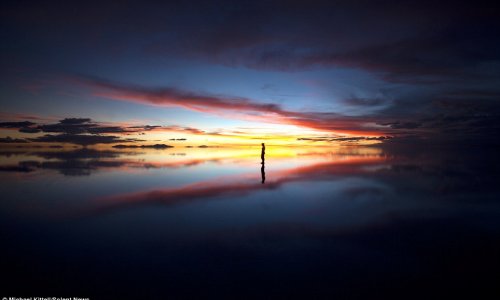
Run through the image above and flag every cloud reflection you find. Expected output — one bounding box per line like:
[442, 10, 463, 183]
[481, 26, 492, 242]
[78, 146, 500, 220]
[1, 145, 498, 224]
[0, 148, 216, 176]
[84, 155, 386, 216]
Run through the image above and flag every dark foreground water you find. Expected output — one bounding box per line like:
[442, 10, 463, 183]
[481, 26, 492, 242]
[1, 145, 499, 299]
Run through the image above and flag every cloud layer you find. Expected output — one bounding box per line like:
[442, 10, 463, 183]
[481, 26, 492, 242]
[0, 118, 203, 146]
[2, 1, 499, 146]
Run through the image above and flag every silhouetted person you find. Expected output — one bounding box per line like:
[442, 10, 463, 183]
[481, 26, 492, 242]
[261, 143, 265, 162]
[261, 143, 265, 184]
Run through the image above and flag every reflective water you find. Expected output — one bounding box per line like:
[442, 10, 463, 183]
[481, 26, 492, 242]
[1, 145, 499, 298]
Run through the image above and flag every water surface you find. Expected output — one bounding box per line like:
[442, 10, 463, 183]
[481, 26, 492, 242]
[1, 145, 499, 298]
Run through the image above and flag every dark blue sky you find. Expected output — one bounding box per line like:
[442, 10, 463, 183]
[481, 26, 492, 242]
[1, 0, 499, 146]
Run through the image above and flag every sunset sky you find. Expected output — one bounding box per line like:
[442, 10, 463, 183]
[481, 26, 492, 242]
[2, 3, 500, 298]
[1, 1, 499, 147]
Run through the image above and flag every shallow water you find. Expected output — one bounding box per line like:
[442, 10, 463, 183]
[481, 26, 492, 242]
[1, 145, 499, 298]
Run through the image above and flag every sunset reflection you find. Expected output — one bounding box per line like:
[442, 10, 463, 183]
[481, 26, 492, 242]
[1, 143, 499, 299]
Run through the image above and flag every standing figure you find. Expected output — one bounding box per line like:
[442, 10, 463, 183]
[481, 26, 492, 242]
[261, 143, 266, 184]
[261, 143, 265, 162]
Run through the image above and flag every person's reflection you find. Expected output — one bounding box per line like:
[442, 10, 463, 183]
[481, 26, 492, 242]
[261, 143, 266, 184]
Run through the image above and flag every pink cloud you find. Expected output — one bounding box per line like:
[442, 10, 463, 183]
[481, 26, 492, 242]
[76, 76, 385, 136]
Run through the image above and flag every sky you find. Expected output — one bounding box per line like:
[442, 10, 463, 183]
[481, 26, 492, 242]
[1, 0, 499, 147]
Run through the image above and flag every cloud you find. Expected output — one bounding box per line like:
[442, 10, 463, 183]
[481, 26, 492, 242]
[0, 121, 36, 128]
[378, 91, 500, 144]
[75, 76, 383, 135]
[128, 125, 162, 131]
[59, 118, 92, 124]
[5, 86, 499, 147]
[0, 118, 123, 135]
[36, 118, 131, 135]
[0, 136, 28, 143]
[298, 136, 390, 143]
[19, 127, 42, 133]
[72, 75, 500, 142]
[161, 126, 206, 135]
[28, 134, 142, 146]
[138, 1, 500, 84]
[112, 144, 173, 149]
[4, 1, 497, 143]
[77, 76, 283, 114]
[0, 117, 216, 146]
[380, 121, 422, 130]
[2, 116, 217, 137]
[4, 1, 499, 91]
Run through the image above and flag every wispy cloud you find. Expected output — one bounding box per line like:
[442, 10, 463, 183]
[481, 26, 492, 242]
[0, 136, 28, 143]
[75, 76, 384, 135]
